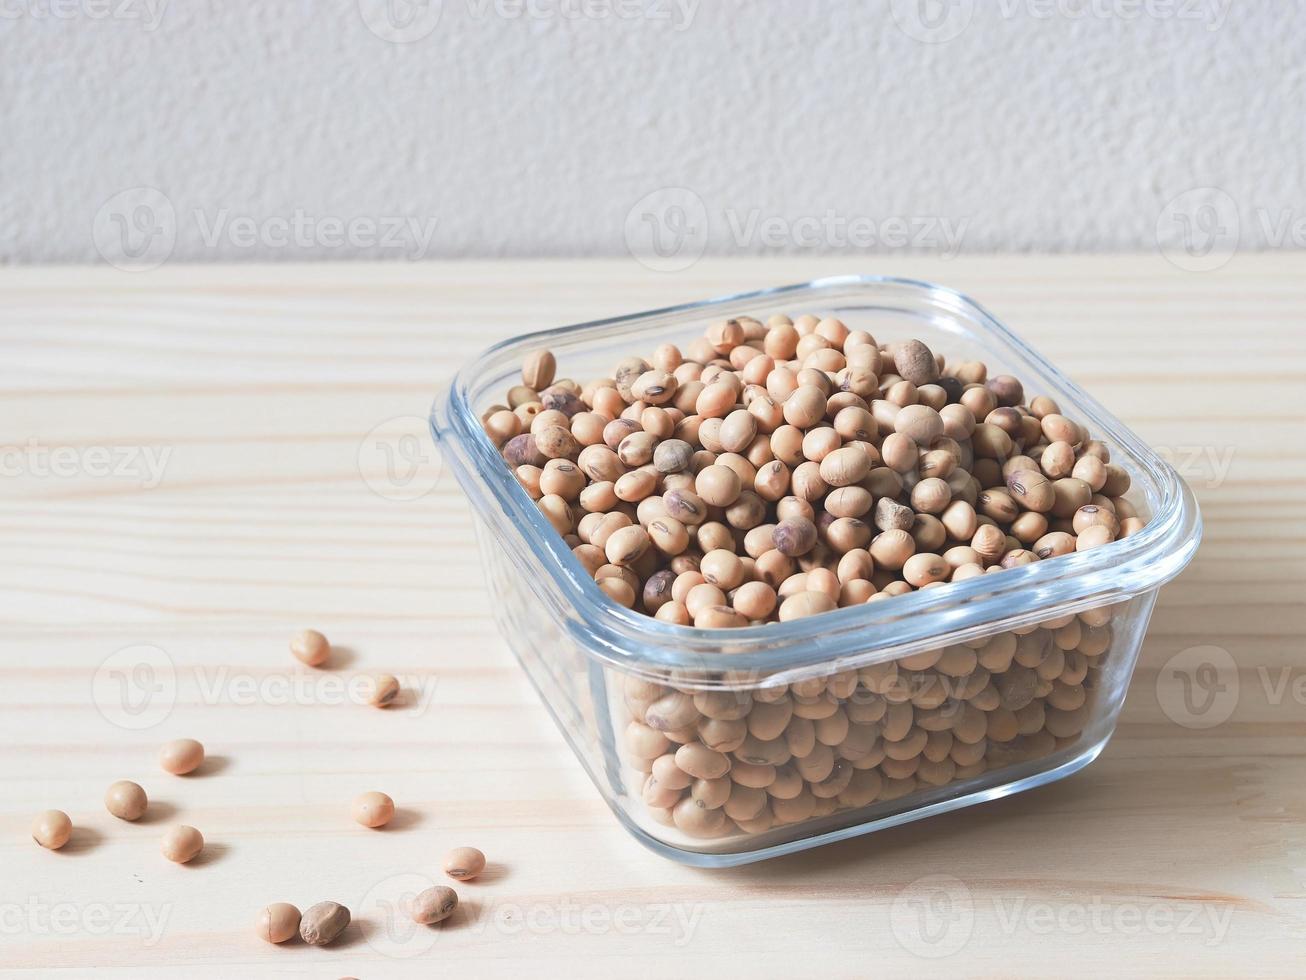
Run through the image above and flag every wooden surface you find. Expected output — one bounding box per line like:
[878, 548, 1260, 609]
[0, 256, 1302, 978]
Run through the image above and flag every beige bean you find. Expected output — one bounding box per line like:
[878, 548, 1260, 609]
[32, 810, 72, 850]
[161, 825, 204, 864]
[369, 674, 402, 708]
[105, 780, 148, 821]
[644, 691, 700, 732]
[257, 903, 302, 944]
[922, 729, 954, 762]
[290, 628, 330, 667]
[1045, 702, 1091, 738]
[412, 886, 459, 925]
[1015, 700, 1046, 736]
[352, 791, 395, 828]
[443, 846, 487, 881]
[779, 590, 837, 621]
[522, 350, 557, 390]
[814, 708, 850, 747]
[771, 789, 817, 824]
[724, 784, 769, 821]
[881, 701, 914, 742]
[883, 726, 928, 760]
[697, 717, 748, 753]
[675, 742, 731, 780]
[746, 698, 793, 740]
[880, 755, 919, 779]
[691, 775, 732, 809]
[159, 738, 205, 775]
[838, 769, 883, 808]
[673, 796, 728, 837]
[790, 689, 841, 720]
[730, 760, 777, 789]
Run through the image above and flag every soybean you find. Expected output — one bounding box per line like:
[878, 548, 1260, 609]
[290, 629, 330, 667]
[257, 903, 301, 944]
[496, 326, 1144, 634]
[159, 738, 205, 775]
[352, 791, 396, 828]
[105, 780, 148, 821]
[161, 825, 204, 863]
[412, 886, 459, 925]
[300, 901, 351, 945]
[370, 674, 402, 708]
[32, 810, 72, 850]
[443, 846, 487, 881]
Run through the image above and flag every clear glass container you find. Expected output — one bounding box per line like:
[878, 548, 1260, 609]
[429, 276, 1201, 867]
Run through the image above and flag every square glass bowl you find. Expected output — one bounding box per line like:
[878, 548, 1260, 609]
[430, 276, 1201, 867]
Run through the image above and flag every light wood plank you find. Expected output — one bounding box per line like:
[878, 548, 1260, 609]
[0, 256, 1302, 976]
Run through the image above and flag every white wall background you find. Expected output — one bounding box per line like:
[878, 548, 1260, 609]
[0, 0, 1302, 266]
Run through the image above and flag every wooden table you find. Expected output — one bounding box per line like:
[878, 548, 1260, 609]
[1, 256, 1302, 978]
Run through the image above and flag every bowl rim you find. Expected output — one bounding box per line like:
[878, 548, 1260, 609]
[431, 274, 1201, 676]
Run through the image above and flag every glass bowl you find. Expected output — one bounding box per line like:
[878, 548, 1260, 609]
[430, 276, 1201, 867]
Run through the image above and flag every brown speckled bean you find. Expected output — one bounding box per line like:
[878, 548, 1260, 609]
[412, 887, 459, 925]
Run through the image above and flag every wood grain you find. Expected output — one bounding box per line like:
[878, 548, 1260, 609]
[0, 256, 1302, 978]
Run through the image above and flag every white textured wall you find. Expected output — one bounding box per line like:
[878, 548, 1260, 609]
[0, 1, 1301, 266]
